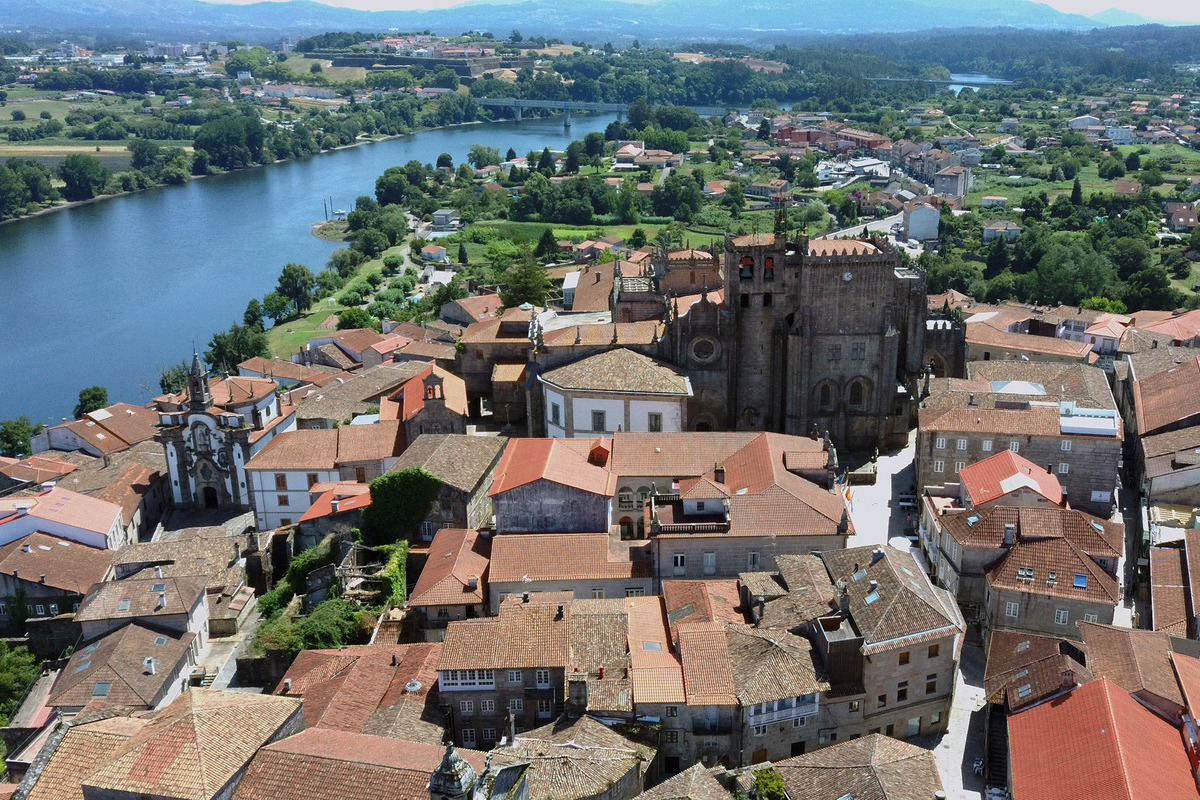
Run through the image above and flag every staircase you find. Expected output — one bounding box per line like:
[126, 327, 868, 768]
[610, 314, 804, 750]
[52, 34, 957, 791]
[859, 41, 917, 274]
[986, 706, 1009, 788]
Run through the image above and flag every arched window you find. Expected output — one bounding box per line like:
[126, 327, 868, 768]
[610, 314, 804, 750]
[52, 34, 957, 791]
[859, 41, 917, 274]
[763, 256, 775, 282]
[739, 256, 754, 280]
[637, 486, 651, 505]
[849, 380, 867, 410]
[819, 383, 833, 410]
[618, 487, 634, 510]
[619, 517, 634, 539]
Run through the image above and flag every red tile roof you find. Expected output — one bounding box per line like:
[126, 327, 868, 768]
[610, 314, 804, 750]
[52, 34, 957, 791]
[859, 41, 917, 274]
[1133, 355, 1200, 434]
[297, 483, 372, 523]
[958, 450, 1063, 507]
[0, 487, 122, 542]
[0, 455, 78, 484]
[489, 532, 650, 584]
[408, 528, 490, 608]
[1008, 677, 1197, 800]
[986, 537, 1119, 603]
[0, 533, 113, 593]
[1150, 546, 1191, 636]
[489, 438, 615, 497]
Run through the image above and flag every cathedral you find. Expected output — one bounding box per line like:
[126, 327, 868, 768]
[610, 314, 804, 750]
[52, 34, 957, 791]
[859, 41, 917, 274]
[663, 230, 927, 451]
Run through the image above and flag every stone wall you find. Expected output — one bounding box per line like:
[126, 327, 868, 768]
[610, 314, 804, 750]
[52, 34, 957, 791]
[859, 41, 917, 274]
[494, 480, 611, 533]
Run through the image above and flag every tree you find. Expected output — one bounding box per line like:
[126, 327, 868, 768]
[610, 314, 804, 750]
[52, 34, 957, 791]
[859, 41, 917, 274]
[500, 244, 551, 308]
[73, 386, 109, 419]
[583, 131, 604, 158]
[337, 307, 378, 330]
[436, 152, 453, 170]
[1125, 151, 1140, 171]
[753, 770, 788, 800]
[309, 62, 323, 74]
[262, 291, 290, 324]
[362, 468, 444, 545]
[457, 242, 469, 264]
[534, 228, 560, 261]
[276, 263, 316, 313]
[127, 138, 161, 172]
[159, 362, 189, 395]
[467, 144, 501, 170]
[243, 298, 264, 330]
[613, 176, 640, 225]
[1071, 177, 1083, 205]
[505, 147, 517, 162]
[985, 236, 1009, 278]
[205, 322, 269, 368]
[564, 141, 583, 174]
[629, 227, 647, 248]
[537, 147, 554, 175]
[1124, 266, 1182, 311]
[0, 416, 42, 458]
[0, 642, 39, 727]
[56, 153, 109, 201]
[757, 119, 771, 140]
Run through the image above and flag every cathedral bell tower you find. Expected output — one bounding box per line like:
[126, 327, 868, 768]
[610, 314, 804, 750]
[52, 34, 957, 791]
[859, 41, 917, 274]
[188, 350, 213, 412]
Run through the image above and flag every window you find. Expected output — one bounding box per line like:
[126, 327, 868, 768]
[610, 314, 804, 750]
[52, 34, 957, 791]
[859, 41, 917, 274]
[550, 403, 561, 425]
[462, 728, 476, 745]
[483, 727, 497, 741]
[739, 256, 754, 279]
[740, 293, 750, 308]
[1009, 441, 1020, 453]
[753, 724, 768, 736]
[849, 700, 861, 712]
[481, 699, 495, 713]
[1006, 601, 1019, 618]
[848, 381, 865, 409]
[1054, 608, 1069, 625]
[763, 292, 773, 307]
[956, 438, 967, 451]
[279, 518, 291, 526]
[1058, 463, 1069, 474]
[1073, 574, 1088, 588]
[898, 651, 910, 666]
[926, 674, 937, 694]
[355, 467, 366, 483]
[535, 669, 551, 687]
[665, 731, 679, 743]
[0, 602, 7, 616]
[508, 670, 523, 684]
[878, 694, 887, 709]
[851, 343, 866, 360]
[590, 588, 605, 599]
[624, 587, 646, 597]
[934, 437, 946, 450]
[828, 345, 841, 361]
[277, 494, 289, 507]
[648, 412, 663, 433]
[509, 698, 523, 712]
[1017, 566, 1034, 580]
[1061, 440, 1072, 451]
[981, 440, 993, 452]
[933, 460, 944, 473]
[703, 552, 717, 576]
[931, 711, 942, 725]
[93, 681, 112, 697]
[955, 461, 966, 473]
[793, 716, 806, 728]
[460, 700, 474, 714]
[747, 552, 760, 571]
[1084, 613, 1099, 623]
[673, 554, 685, 575]
[819, 384, 833, 410]
[440, 669, 495, 689]
[306, 473, 319, 488]
[537, 699, 553, 717]
[591, 410, 606, 432]
[34, 604, 44, 616]
[928, 644, 940, 659]
[897, 682, 908, 702]
[274, 473, 287, 491]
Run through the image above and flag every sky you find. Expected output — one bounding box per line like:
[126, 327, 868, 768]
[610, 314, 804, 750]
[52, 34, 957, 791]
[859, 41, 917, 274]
[205, 0, 1200, 19]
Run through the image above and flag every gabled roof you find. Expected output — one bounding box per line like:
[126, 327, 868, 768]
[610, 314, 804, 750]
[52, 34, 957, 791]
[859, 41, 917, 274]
[78, 690, 301, 800]
[675, 622, 738, 705]
[662, 580, 743, 628]
[1150, 546, 1191, 636]
[439, 601, 570, 670]
[0, 455, 78, 484]
[408, 529, 489, 608]
[1133, 355, 1200, 434]
[632, 762, 728, 800]
[958, 450, 1062, 506]
[0, 487, 121, 541]
[1077, 622, 1184, 709]
[822, 547, 964, 654]
[983, 629, 1089, 712]
[986, 537, 1118, 604]
[388, 434, 506, 494]
[540, 349, 692, 396]
[1008, 677, 1197, 800]
[489, 438, 615, 497]
[0, 533, 113, 594]
[941, 505, 1122, 556]
[773, 733, 944, 800]
[57, 404, 160, 455]
[24, 715, 150, 800]
[75, 575, 206, 623]
[49, 622, 195, 711]
[488, 533, 650, 584]
[274, 643, 446, 744]
[233, 730, 485, 800]
[724, 626, 829, 704]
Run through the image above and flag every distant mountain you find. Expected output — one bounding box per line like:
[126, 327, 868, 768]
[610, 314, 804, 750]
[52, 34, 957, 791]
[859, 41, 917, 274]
[1089, 7, 1156, 26]
[4, 0, 1109, 43]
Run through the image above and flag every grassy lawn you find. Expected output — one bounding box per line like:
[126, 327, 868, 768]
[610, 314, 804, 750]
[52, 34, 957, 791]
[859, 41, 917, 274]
[280, 56, 366, 83]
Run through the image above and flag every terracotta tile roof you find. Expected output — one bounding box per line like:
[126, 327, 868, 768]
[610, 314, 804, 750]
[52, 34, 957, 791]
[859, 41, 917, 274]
[676, 622, 738, 705]
[1008, 677, 1196, 800]
[1150, 546, 1191, 636]
[607, 432, 764, 476]
[957, 450, 1063, 506]
[941, 505, 1122, 556]
[0, 533, 113, 594]
[49, 622, 195, 711]
[297, 483, 373, 523]
[293, 362, 430, 423]
[1077, 622, 1184, 708]
[389, 434, 506, 494]
[394, 339, 457, 361]
[490, 716, 654, 800]
[0, 487, 122, 540]
[79, 689, 302, 800]
[570, 262, 617, 312]
[0, 455, 78, 484]
[460, 307, 532, 345]
[1139, 308, 1200, 342]
[317, 342, 357, 369]
[110, 534, 249, 593]
[489, 533, 651, 583]
[540, 349, 692, 395]
[730, 232, 777, 247]
[94, 463, 161, 527]
[755, 554, 839, 629]
[446, 294, 503, 322]
[625, 595, 684, 704]
[384, 365, 468, 420]
[807, 238, 879, 257]
[1133, 355, 1200, 433]
[1140, 425, 1200, 480]
[725, 626, 829, 704]
[632, 763, 729, 800]
[75, 575, 206, 624]
[541, 320, 664, 348]
[58, 404, 160, 455]
[491, 361, 527, 383]
[662, 580, 743, 628]
[237, 356, 342, 384]
[823, 546, 964, 655]
[243, 428, 339, 471]
[983, 630, 1089, 712]
[233, 730, 485, 800]
[439, 602, 570, 670]
[774, 733, 944, 800]
[275, 643, 446, 744]
[408, 529, 489, 608]
[489, 438, 616, 497]
[920, 403, 1062, 437]
[24, 716, 149, 800]
[328, 328, 393, 357]
[986, 537, 1119, 603]
[334, 421, 404, 463]
[207, 375, 279, 406]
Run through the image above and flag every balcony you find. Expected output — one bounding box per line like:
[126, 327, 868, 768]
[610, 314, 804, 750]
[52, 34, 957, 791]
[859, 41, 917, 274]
[747, 699, 819, 725]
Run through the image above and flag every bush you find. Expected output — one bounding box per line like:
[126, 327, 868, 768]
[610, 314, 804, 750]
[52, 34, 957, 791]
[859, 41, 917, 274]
[10, 110, 25, 121]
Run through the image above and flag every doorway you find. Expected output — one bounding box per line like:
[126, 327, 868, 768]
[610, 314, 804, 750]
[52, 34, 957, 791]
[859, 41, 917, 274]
[202, 486, 218, 509]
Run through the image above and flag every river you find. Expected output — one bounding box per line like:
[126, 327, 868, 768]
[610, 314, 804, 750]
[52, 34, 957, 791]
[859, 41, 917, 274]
[0, 112, 619, 425]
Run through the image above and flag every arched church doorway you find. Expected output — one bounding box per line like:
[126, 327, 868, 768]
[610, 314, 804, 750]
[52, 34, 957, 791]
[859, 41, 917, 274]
[202, 486, 219, 509]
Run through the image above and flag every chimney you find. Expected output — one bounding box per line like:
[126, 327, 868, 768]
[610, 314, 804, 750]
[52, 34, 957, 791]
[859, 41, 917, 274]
[392, 653, 399, 667]
[154, 566, 163, 579]
[555, 604, 564, 620]
[14, 502, 32, 517]
[330, 498, 340, 513]
[467, 575, 479, 590]
[968, 393, 976, 407]
[39, 574, 45, 583]
[595, 271, 601, 284]
[1152, 339, 1159, 349]
[598, 666, 604, 679]
[868, 579, 878, 592]
[1061, 669, 1075, 689]
[522, 592, 530, 603]
[40, 481, 56, 493]
[282, 678, 292, 693]
[144, 656, 156, 675]
[870, 547, 885, 565]
[22, 543, 31, 553]
[1003, 523, 1016, 546]
[157, 592, 167, 610]
[713, 465, 726, 484]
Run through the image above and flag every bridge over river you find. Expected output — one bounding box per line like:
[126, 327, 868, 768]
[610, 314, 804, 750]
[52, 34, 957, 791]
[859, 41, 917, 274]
[476, 97, 731, 125]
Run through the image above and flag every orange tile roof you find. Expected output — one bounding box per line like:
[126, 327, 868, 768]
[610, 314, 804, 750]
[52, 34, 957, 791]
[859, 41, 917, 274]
[0, 455, 78, 484]
[676, 622, 738, 705]
[541, 321, 663, 348]
[807, 238, 879, 257]
[49, 622, 195, 711]
[1077, 622, 1184, 709]
[986, 538, 1118, 603]
[919, 404, 1063, 437]
[206, 375, 279, 407]
[1008, 677, 1197, 800]
[0, 487, 121, 539]
[958, 449, 1063, 506]
[625, 595, 684, 704]
[297, 483, 373, 523]
[408, 528, 490, 608]
[438, 602, 570, 670]
[1133, 355, 1200, 434]
[489, 438, 616, 497]
[1150, 546, 1190, 636]
[662, 580, 743, 628]
[245, 428, 339, 471]
[24, 716, 149, 800]
[571, 262, 617, 313]
[489, 532, 650, 583]
[0, 533, 112, 594]
[386, 364, 469, 420]
[95, 463, 160, 527]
